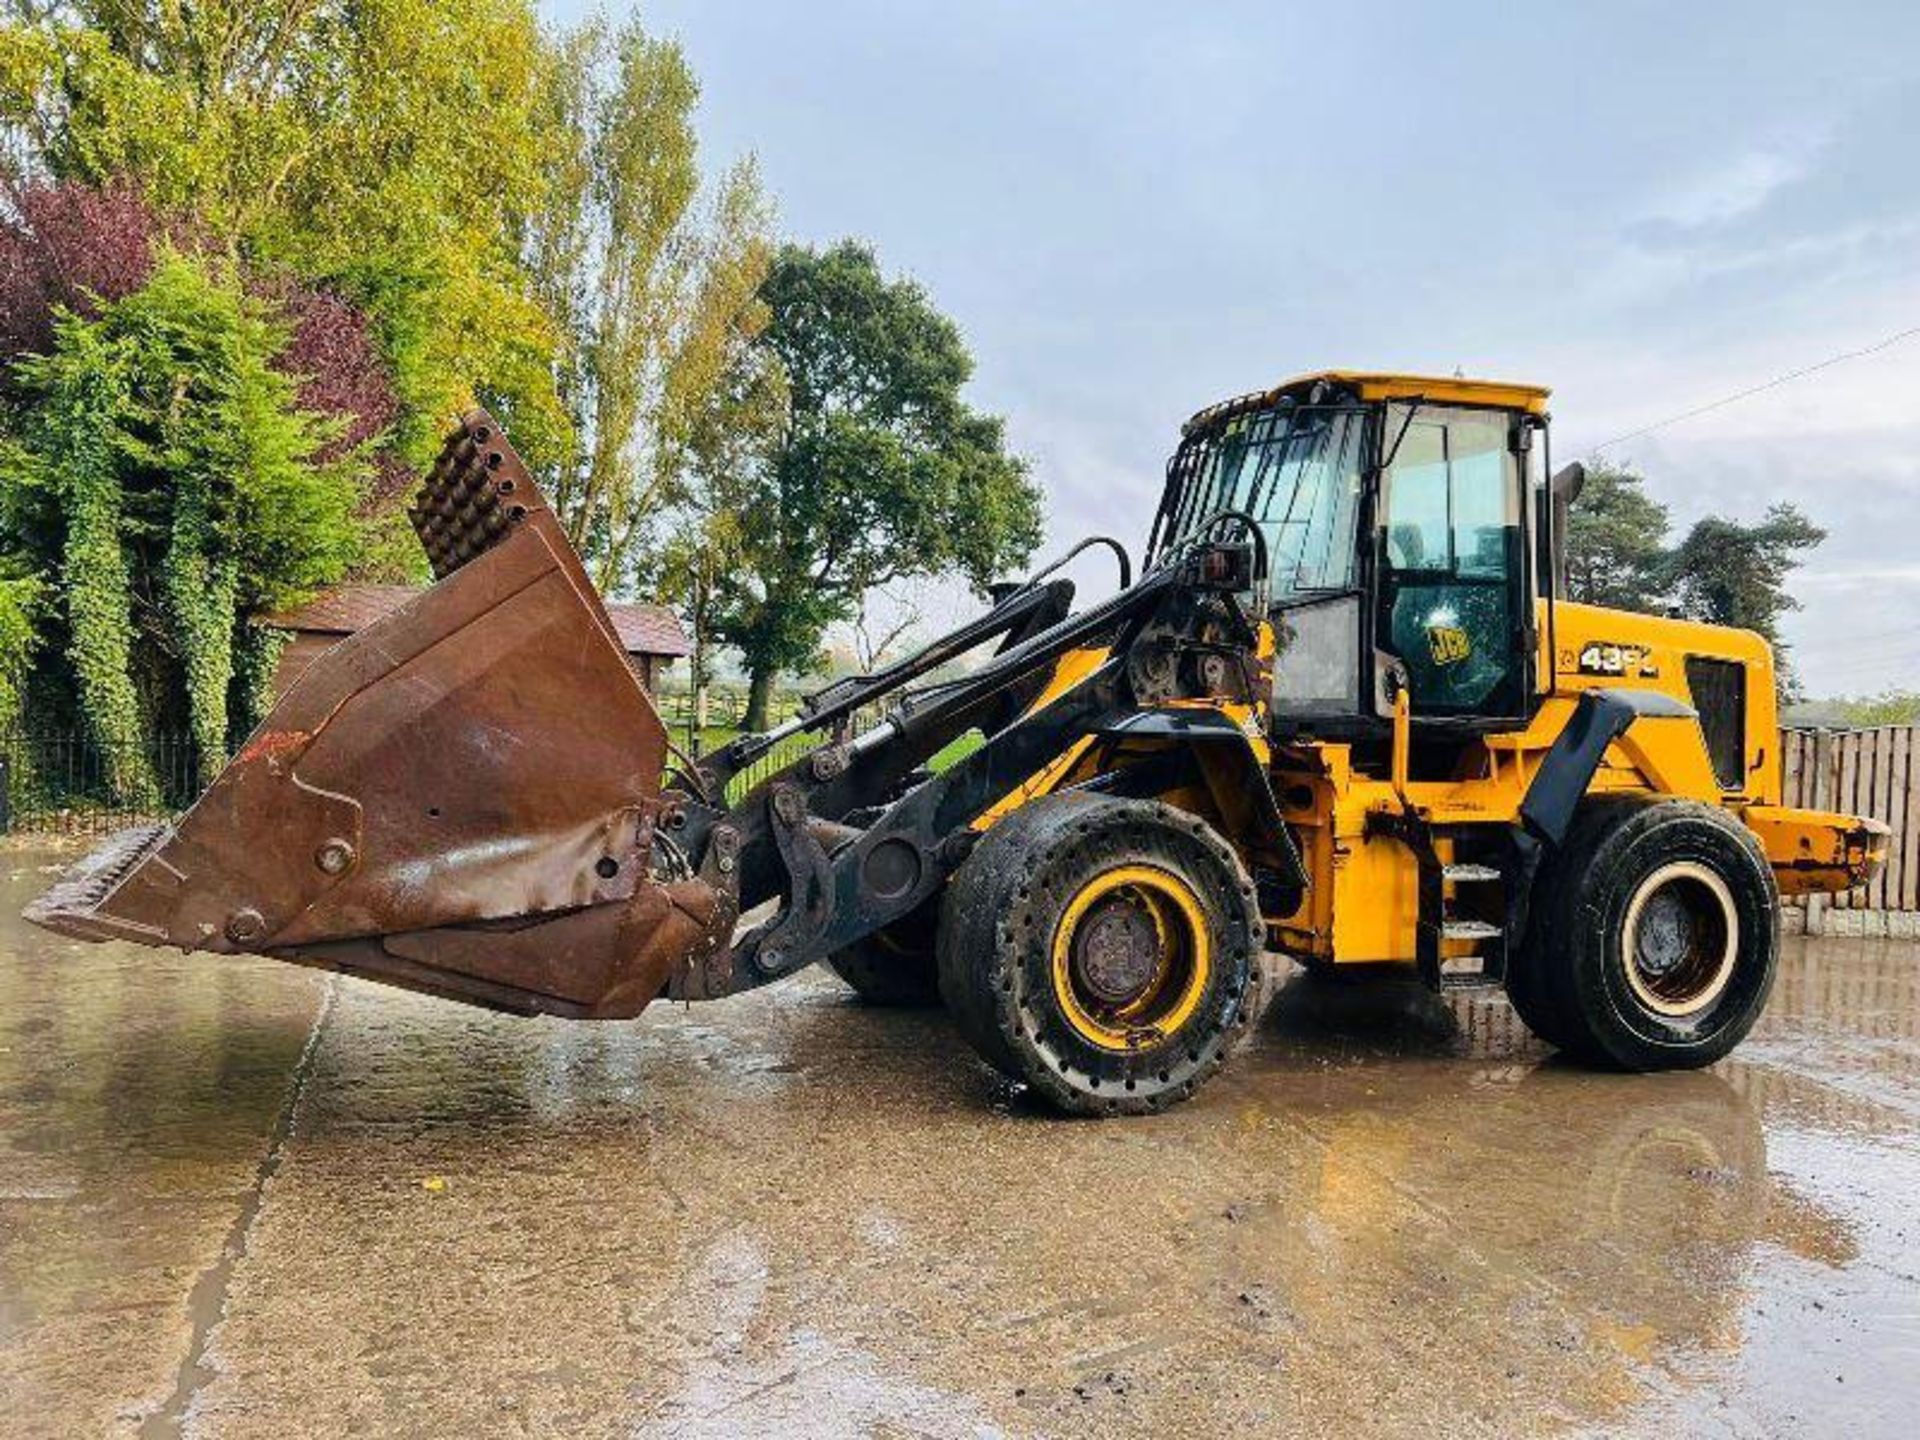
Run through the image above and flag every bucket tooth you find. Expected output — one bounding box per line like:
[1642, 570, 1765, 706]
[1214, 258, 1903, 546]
[24, 822, 171, 943]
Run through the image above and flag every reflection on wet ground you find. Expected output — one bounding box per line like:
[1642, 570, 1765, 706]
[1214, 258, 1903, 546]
[1, 845, 1917, 1437]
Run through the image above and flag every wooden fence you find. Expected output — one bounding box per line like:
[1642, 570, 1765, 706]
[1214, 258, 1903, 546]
[1781, 726, 1919, 918]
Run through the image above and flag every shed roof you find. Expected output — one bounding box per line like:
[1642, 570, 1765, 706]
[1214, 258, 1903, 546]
[263, 584, 691, 659]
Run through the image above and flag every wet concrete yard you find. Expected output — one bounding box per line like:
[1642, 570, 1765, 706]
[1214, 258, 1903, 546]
[2, 844, 1917, 1438]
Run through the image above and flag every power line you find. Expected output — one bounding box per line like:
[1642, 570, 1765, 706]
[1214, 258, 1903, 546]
[1591, 323, 1920, 454]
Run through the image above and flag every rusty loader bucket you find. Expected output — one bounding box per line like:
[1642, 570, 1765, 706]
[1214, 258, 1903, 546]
[28, 413, 733, 1018]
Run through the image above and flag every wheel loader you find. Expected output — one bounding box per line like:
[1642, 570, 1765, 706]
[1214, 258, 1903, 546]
[29, 371, 1890, 1114]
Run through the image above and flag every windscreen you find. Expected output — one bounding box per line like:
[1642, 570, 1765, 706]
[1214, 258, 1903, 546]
[1151, 402, 1369, 602]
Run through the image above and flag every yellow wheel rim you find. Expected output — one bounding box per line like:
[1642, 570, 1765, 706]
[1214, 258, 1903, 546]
[1050, 864, 1212, 1051]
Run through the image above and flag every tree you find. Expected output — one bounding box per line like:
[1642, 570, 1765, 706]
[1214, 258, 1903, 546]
[0, 176, 401, 776]
[852, 590, 922, 671]
[653, 314, 787, 743]
[526, 16, 775, 594]
[709, 241, 1043, 731]
[1563, 461, 1671, 609]
[1562, 455, 1827, 699]
[0, 177, 159, 362]
[1, 251, 365, 795]
[1, 6, 791, 780]
[1667, 503, 1826, 696]
[1, 0, 569, 474]
[0, 569, 38, 735]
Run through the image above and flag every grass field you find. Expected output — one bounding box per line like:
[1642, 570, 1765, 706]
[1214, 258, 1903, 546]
[669, 721, 985, 804]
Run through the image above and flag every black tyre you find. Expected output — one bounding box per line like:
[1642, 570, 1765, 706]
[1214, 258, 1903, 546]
[1509, 798, 1778, 1070]
[1505, 822, 1598, 1053]
[936, 793, 1270, 1115]
[825, 904, 942, 1007]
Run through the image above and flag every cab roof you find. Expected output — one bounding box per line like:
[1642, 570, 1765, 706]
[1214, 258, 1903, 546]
[1183, 370, 1552, 436]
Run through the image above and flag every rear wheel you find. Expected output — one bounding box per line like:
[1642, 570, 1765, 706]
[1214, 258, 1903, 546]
[825, 905, 941, 1007]
[937, 794, 1269, 1115]
[1509, 799, 1777, 1069]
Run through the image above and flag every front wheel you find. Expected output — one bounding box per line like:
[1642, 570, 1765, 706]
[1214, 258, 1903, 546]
[937, 794, 1270, 1115]
[1509, 799, 1778, 1070]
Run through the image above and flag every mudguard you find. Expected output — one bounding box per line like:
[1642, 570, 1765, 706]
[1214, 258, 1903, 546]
[1518, 687, 1695, 845]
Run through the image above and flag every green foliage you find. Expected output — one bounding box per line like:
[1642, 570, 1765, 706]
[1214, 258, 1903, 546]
[2, 0, 569, 473]
[1565, 459, 1826, 700]
[0, 568, 42, 732]
[0, 566, 40, 803]
[3, 252, 362, 794]
[1667, 504, 1826, 699]
[1823, 690, 1920, 727]
[529, 16, 776, 592]
[163, 464, 238, 788]
[1666, 504, 1826, 640]
[2, 6, 1042, 758]
[2, 0, 802, 772]
[710, 241, 1044, 729]
[7, 316, 157, 801]
[231, 623, 288, 742]
[1564, 463, 1671, 609]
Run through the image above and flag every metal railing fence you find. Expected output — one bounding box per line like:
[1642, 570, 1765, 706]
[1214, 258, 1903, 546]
[6, 721, 1917, 919]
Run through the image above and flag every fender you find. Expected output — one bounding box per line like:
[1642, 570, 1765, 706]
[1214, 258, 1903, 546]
[1519, 687, 1696, 846]
[1097, 708, 1308, 893]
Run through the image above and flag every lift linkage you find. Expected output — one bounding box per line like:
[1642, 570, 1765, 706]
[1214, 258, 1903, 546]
[662, 532, 1281, 1000]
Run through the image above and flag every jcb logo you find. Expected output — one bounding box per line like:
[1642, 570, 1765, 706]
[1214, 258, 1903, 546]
[1427, 625, 1472, 667]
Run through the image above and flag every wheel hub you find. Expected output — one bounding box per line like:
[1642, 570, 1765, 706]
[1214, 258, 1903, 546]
[1049, 864, 1214, 1052]
[1634, 891, 1693, 978]
[1622, 861, 1739, 1018]
[1072, 895, 1163, 1005]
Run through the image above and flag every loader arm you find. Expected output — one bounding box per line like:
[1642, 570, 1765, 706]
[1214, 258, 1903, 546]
[665, 508, 1300, 997]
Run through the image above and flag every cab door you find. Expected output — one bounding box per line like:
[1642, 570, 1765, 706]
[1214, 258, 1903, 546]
[1372, 405, 1535, 723]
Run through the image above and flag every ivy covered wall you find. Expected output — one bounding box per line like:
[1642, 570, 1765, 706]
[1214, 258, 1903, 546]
[1, 251, 368, 798]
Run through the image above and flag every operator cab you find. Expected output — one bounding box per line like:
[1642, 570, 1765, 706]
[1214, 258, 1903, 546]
[1145, 371, 1552, 739]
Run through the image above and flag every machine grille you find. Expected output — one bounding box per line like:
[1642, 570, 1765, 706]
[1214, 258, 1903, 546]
[1685, 656, 1747, 791]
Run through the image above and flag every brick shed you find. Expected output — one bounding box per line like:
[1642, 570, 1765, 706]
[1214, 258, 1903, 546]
[261, 584, 691, 698]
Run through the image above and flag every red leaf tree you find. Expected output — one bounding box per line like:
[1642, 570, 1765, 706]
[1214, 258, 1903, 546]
[0, 178, 403, 501]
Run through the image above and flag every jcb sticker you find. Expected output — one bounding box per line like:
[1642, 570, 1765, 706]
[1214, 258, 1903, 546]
[1570, 642, 1660, 678]
[1427, 625, 1471, 667]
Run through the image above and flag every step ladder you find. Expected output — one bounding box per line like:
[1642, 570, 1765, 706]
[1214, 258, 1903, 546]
[1420, 851, 1510, 990]
[1364, 809, 1517, 992]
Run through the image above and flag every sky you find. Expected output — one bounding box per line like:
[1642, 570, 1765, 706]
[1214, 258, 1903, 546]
[543, 0, 1920, 697]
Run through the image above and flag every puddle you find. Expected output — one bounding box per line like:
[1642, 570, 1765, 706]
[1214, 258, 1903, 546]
[2, 846, 1915, 1437]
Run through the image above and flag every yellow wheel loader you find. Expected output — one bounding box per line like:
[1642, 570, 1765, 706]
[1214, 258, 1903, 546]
[30, 373, 1890, 1114]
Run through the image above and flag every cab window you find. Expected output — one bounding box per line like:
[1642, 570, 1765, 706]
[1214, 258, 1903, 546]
[1376, 406, 1527, 717]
